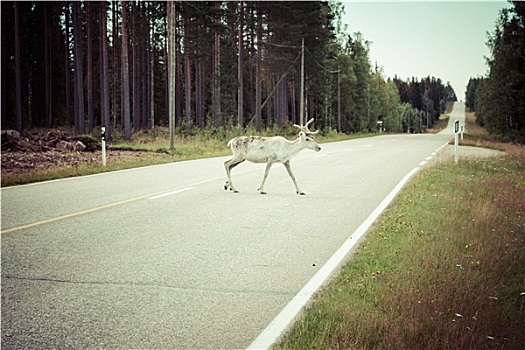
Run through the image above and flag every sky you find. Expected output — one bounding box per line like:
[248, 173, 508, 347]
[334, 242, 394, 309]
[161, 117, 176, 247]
[340, 0, 512, 99]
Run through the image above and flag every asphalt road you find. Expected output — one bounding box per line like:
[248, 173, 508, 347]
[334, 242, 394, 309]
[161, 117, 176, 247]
[1, 104, 463, 349]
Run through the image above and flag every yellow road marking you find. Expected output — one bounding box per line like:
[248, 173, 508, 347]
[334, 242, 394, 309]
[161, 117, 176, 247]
[2, 157, 316, 235]
[1, 176, 224, 235]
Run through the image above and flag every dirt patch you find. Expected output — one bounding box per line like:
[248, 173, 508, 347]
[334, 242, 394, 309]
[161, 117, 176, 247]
[1, 151, 98, 176]
[1, 129, 160, 182]
[2, 129, 95, 176]
[439, 144, 506, 161]
[1, 149, 159, 178]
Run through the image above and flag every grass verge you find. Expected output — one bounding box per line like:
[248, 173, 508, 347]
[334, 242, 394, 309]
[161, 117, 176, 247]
[1, 127, 371, 187]
[276, 127, 525, 349]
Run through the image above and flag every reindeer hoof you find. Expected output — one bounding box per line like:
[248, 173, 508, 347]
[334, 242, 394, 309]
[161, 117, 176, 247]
[298, 191, 306, 195]
[260, 191, 267, 195]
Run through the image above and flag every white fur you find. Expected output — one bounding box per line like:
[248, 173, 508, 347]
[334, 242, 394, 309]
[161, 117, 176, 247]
[224, 132, 321, 195]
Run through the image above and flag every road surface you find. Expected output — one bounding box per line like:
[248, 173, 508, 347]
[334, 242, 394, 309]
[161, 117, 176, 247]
[1, 104, 464, 349]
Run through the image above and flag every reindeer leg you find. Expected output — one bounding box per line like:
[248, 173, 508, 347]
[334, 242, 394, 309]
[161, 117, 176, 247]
[224, 159, 234, 191]
[284, 161, 305, 195]
[258, 161, 274, 194]
[224, 158, 244, 193]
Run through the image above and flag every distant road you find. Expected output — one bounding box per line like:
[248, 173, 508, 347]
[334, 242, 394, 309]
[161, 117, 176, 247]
[440, 100, 466, 135]
[2, 112, 459, 348]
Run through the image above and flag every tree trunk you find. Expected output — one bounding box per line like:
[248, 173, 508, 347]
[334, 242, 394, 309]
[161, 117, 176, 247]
[65, 4, 72, 127]
[149, 4, 155, 129]
[211, 2, 222, 127]
[267, 73, 273, 128]
[146, 4, 155, 129]
[183, 15, 192, 129]
[290, 79, 296, 125]
[282, 79, 287, 127]
[195, 61, 204, 128]
[237, 1, 244, 128]
[141, 4, 148, 130]
[14, 2, 22, 131]
[248, 3, 256, 124]
[164, 8, 169, 126]
[255, 3, 262, 132]
[121, 1, 131, 140]
[132, 2, 140, 131]
[275, 76, 280, 127]
[112, 0, 119, 130]
[45, 3, 53, 127]
[73, 1, 85, 135]
[100, 1, 111, 140]
[175, 16, 182, 128]
[86, 2, 94, 133]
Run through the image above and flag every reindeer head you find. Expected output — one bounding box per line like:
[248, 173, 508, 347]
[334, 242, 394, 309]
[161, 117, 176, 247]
[298, 131, 321, 152]
[293, 118, 320, 138]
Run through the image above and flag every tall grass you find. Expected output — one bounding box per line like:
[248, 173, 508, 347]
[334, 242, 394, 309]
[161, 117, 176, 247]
[276, 135, 525, 349]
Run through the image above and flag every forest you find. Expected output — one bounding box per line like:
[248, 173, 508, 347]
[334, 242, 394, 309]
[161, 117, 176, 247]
[466, 1, 524, 142]
[1, 1, 456, 142]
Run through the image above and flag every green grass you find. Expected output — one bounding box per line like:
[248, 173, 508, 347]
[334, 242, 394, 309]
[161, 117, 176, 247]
[276, 124, 525, 349]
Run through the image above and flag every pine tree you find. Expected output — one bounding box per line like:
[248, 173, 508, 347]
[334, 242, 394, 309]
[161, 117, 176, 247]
[477, 2, 525, 140]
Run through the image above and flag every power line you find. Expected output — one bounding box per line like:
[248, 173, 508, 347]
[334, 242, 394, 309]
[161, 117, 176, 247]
[262, 41, 300, 49]
[304, 46, 340, 74]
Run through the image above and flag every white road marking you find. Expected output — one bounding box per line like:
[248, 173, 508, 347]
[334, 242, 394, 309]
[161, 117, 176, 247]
[436, 141, 449, 152]
[425, 156, 432, 160]
[247, 167, 421, 350]
[419, 161, 428, 166]
[148, 187, 194, 200]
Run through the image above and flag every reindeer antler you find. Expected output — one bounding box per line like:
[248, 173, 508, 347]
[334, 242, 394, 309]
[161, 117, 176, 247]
[293, 118, 320, 137]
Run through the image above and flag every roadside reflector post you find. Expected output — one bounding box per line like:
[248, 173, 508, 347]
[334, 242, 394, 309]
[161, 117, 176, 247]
[460, 125, 464, 141]
[101, 127, 107, 167]
[454, 120, 459, 164]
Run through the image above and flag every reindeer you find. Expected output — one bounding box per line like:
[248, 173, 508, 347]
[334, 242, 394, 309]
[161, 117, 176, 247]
[224, 118, 321, 195]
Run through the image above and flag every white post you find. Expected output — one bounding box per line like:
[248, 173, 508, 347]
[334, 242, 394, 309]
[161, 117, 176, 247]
[101, 126, 107, 167]
[460, 125, 464, 141]
[299, 37, 305, 126]
[454, 120, 459, 165]
[337, 69, 341, 132]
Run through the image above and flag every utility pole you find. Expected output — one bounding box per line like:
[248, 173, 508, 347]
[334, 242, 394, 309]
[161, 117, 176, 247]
[168, 1, 176, 151]
[337, 69, 341, 131]
[237, 1, 244, 128]
[299, 38, 305, 126]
